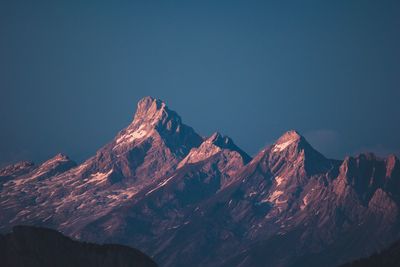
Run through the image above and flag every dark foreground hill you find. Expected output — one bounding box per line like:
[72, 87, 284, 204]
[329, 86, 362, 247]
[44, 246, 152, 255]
[340, 240, 400, 267]
[0, 225, 157, 267]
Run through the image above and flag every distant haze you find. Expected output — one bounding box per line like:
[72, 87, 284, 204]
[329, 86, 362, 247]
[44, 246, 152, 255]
[1, 0, 399, 166]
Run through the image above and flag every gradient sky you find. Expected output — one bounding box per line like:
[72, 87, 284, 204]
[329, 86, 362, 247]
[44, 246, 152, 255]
[1, 0, 399, 166]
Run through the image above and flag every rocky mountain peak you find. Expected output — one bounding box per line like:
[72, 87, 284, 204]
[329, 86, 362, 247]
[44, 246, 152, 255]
[340, 153, 380, 172]
[113, 97, 202, 157]
[266, 130, 334, 176]
[177, 132, 251, 167]
[271, 130, 303, 153]
[277, 130, 302, 142]
[335, 153, 398, 202]
[206, 132, 233, 147]
[131, 96, 181, 130]
[207, 132, 251, 162]
[133, 96, 166, 123]
[207, 131, 223, 142]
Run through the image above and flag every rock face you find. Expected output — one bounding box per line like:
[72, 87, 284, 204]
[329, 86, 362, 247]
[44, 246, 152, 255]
[78, 131, 251, 254]
[0, 97, 203, 236]
[1, 97, 400, 267]
[0, 225, 157, 267]
[151, 133, 400, 267]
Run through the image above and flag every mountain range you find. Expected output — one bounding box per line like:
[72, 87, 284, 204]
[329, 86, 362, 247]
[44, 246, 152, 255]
[1, 96, 399, 267]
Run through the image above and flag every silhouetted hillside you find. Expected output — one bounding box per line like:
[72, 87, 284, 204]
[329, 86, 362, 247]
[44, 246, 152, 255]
[0, 225, 157, 267]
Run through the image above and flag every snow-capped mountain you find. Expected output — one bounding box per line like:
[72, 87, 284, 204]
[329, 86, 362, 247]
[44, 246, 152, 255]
[151, 131, 400, 267]
[0, 96, 202, 234]
[1, 97, 399, 267]
[77, 131, 251, 250]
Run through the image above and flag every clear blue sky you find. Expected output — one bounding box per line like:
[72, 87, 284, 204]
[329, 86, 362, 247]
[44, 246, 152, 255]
[1, 0, 399, 166]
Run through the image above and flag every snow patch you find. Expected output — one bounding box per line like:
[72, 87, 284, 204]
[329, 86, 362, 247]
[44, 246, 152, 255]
[87, 169, 113, 185]
[114, 124, 150, 148]
[261, 190, 287, 205]
[177, 144, 221, 168]
[71, 163, 88, 175]
[146, 174, 176, 195]
[268, 190, 284, 202]
[248, 191, 257, 197]
[275, 176, 284, 186]
[107, 190, 137, 201]
[273, 139, 295, 152]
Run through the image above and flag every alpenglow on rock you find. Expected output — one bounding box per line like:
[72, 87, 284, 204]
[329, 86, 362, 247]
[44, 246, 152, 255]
[1, 97, 400, 267]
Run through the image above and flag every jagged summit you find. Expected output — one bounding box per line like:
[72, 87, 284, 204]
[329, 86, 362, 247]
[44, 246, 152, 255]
[209, 132, 252, 163]
[133, 96, 170, 124]
[276, 130, 302, 142]
[130, 96, 183, 131]
[206, 132, 235, 148]
[3, 98, 400, 267]
[113, 97, 202, 155]
[272, 130, 304, 152]
[255, 130, 336, 176]
[177, 132, 251, 168]
[207, 132, 224, 142]
[271, 130, 324, 156]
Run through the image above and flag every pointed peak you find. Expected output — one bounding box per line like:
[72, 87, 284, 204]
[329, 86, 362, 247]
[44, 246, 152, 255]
[267, 130, 333, 174]
[206, 132, 232, 146]
[205, 132, 237, 150]
[208, 132, 223, 142]
[272, 130, 303, 153]
[178, 132, 252, 167]
[133, 96, 167, 122]
[137, 96, 164, 110]
[276, 130, 302, 143]
[206, 132, 251, 163]
[130, 96, 186, 131]
[114, 97, 202, 155]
